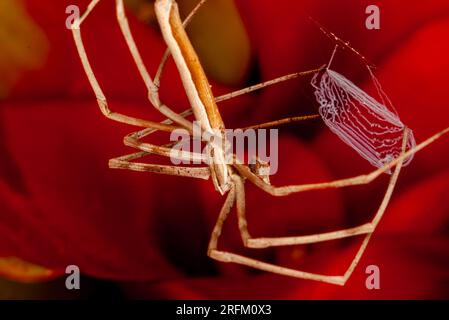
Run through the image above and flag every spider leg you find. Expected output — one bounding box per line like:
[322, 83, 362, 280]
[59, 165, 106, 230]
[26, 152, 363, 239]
[71, 0, 178, 133]
[83, 0, 324, 134]
[108, 107, 208, 177]
[207, 175, 345, 285]
[234, 127, 449, 196]
[109, 151, 210, 180]
[115, 0, 193, 130]
[132, 66, 325, 136]
[122, 108, 320, 164]
[154, 65, 324, 122]
[232, 126, 448, 250]
[234, 141, 403, 249]
[152, 0, 323, 103]
[74, 2, 205, 167]
[242, 114, 320, 130]
[207, 181, 236, 253]
[153, 66, 325, 128]
[124, 129, 205, 163]
[215, 66, 325, 103]
[122, 108, 205, 163]
[208, 153, 401, 285]
[108, 105, 204, 163]
[154, 0, 209, 88]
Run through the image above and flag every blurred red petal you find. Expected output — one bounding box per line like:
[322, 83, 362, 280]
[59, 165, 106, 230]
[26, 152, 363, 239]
[0, 101, 179, 280]
[380, 170, 449, 235]
[303, 236, 449, 299]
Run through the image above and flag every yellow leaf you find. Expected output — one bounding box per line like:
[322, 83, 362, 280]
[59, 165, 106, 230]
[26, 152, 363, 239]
[0, 257, 56, 283]
[125, 0, 253, 86]
[125, 0, 157, 23]
[0, 0, 48, 98]
[178, 0, 252, 86]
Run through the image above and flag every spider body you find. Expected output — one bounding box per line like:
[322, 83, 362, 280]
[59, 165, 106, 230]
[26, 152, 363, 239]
[156, 0, 232, 194]
[156, 0, 274, 194]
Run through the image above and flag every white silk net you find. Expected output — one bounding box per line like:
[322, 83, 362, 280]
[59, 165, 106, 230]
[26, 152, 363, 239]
[312, 68, 416, 172]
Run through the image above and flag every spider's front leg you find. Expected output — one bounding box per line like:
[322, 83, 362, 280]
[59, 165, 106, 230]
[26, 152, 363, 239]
[72, 0, 181, 133]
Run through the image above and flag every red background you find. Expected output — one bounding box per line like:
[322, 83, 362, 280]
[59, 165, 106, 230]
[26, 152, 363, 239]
[1, 0, 449, 299]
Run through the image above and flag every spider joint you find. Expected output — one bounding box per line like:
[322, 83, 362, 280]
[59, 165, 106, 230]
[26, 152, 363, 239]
[208, 250, 232, 263]
[246, 238, 270, 249]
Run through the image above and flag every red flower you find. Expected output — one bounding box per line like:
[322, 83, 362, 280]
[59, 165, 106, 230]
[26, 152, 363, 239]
[1, 0, 449, 298]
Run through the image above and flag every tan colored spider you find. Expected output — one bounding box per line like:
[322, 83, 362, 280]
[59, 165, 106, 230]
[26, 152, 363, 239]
[71, 0, 449, 285]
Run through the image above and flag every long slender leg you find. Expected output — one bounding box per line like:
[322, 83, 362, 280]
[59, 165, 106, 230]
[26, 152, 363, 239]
[215, 66, 325, 103]
[154, 0, 209, 88]
[243, 114, 320, 130]
[208, 175, 345, 285]
[209, 149, 403, 285]
[151, 0, 324, 101]
[207, 183, 236, 253]
[234, 127, 449, 196]
[119, 107, 205, 163]
[153, 66, 326, 128]
[130, 65, 325, 136]
[115, 0, 193, 131]
[127, 19, 324, 139]
[75, 1, 320, 168]
[124, 116, 205, 163]
[123, 131, 205, 163]
[335, 142, 406, 283]
[71, 0, 178, 133]
[109, 151, 210, 180]
[74, 2, 206, 177]
[123, 108, 320, 163]
[80, 1, 324, 136]
[233, 126, 447, 251]
[236, 138, 404, 248]
[138, 113, 322, 156]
